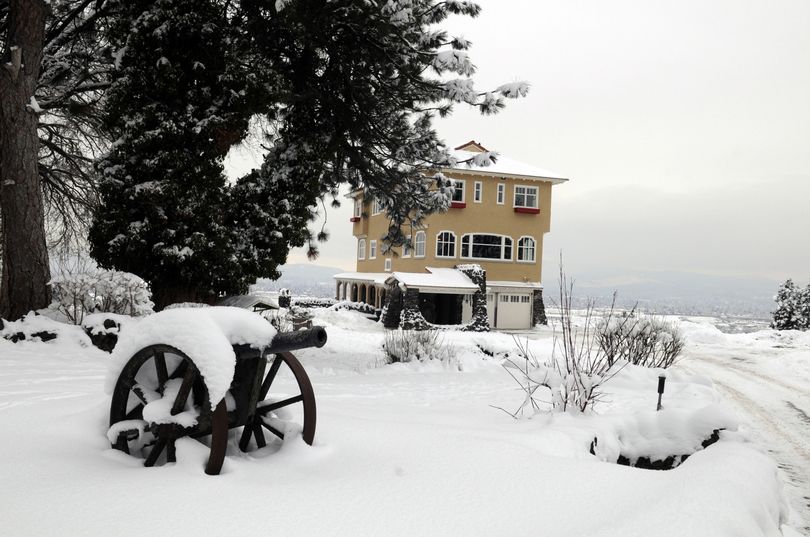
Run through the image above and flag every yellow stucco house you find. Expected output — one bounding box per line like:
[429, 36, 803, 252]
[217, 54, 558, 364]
[334, 141, 568, 330]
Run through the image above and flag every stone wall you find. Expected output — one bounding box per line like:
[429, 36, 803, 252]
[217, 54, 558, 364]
[532, 288, 547, 326]
[456, 264, 489, 332]
[399, 288, 431, 330]
[381, 283, 403, 329]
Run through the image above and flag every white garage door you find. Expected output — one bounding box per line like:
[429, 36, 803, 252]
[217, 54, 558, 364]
[495, 293, 532, 329]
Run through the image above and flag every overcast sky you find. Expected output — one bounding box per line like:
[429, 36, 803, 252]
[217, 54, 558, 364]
[230, 0, 810, 284]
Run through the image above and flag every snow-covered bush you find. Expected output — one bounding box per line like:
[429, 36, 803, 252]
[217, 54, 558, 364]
[383, 329, 456, 364]
[771, 279, 810, 330]
[49, 270, 154, 324]
[597, 314, 684, 368]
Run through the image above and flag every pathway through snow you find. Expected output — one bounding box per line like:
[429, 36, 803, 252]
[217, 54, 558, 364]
[681, 337, 810, 534]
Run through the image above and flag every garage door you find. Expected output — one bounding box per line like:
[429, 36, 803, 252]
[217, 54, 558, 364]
[495, 293, 532, 329]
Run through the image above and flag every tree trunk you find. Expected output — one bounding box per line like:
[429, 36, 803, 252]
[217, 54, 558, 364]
[0, 0, 51, 320]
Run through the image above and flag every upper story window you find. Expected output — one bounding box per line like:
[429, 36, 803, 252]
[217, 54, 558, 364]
[369, 240, 377, 259]
[460, 233, 513, 261]
[514, 185, 538, 209]
[414, 231, 426, 258]
[451, 180, 465, 203]
[435, 231, 456, 258]
[402, 241, 411, 258]
[353, 199, 362, 218]
[358, 239, 366, 260]
[517, 236, 536, 262]
[474, 181, 482, 203]
[384, 258, 392, 271]
[496, 183, 505, 204]
[372, 198, 383, 215]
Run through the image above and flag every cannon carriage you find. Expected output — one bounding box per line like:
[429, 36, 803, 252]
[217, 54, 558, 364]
[107, 307, 326, 475]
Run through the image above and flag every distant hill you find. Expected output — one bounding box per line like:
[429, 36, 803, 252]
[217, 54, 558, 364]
[251, 263, 344, 298]
[569, 269, 778, 319]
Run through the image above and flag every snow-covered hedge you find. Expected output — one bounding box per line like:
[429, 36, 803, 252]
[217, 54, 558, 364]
[293, 297, 337, 309]
[330, 300, 376, 314]
[49, 270, 154, 324]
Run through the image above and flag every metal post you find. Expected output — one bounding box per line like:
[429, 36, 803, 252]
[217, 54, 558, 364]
[656, 375, 666, 411]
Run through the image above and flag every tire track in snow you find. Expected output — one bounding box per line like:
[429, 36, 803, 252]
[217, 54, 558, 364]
[683, 352, 810, 533]
[693, 354, 809, 397]
[709, 379, 810, 466]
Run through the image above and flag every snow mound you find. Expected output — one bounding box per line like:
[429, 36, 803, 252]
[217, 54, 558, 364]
[106, 307, 277, 409]
[593, 404, 740, 465]
[1, 312, 91, 347]
[679, 320, 728, 345]
[82, 312, 133, 336]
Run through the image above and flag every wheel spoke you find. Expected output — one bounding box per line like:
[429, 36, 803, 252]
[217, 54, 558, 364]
[131, 384, 151, 405]
[166, 439, 176, 463]
[260, 421, 285, 440]
[256, 395, 303, 415]
[144, 438, 166, 467]
[168, 360, 188, 380]
[238, 424, 253, 452]
[253, 422, 266, 449]
[259, 355, 283, 400]
[170, 365, 196, 416]
[113, 431, 131, 454]
[154, 351, 169, 388]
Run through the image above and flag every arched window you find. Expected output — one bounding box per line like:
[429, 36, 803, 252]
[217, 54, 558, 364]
[460, 234, 513, 260]
[358, 239, 366, 260]
[517, 236, 536, 262]
[414, 231, 426, 258]
[435, 231, 456, 258]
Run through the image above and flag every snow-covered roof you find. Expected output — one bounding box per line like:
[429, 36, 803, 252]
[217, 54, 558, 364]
[387, 267, 479, 294]
[218, 294, 278, 310]
[334, 268, 479, 294]
[487, 281, 543, 290]
[448, 149, 568, 183]
[333, 272, 391, 284]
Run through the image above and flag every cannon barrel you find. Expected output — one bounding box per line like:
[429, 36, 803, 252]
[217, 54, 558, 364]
[232, 326, 327, 360]
[266, 326, 327, 354]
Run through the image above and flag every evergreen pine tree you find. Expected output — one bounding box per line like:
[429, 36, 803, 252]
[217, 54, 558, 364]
[90, 0, 528, 308]
[771, 279, 810, 330]
[89, 0, 263, 308]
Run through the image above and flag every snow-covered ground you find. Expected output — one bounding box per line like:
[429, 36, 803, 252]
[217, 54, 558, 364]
[676, 318, 810, 535]
[0, 308, 805, 536]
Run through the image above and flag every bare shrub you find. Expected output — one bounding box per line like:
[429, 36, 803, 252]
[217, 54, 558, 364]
[597, 314, 684, 369]
[494, 264, 623, 416]
[265, 309, 294, 333]
[383, 329, 456, 364]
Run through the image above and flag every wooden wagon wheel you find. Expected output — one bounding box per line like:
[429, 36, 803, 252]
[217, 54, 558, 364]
[237, 351, 316, 452]
[109, 344, 227, 473]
